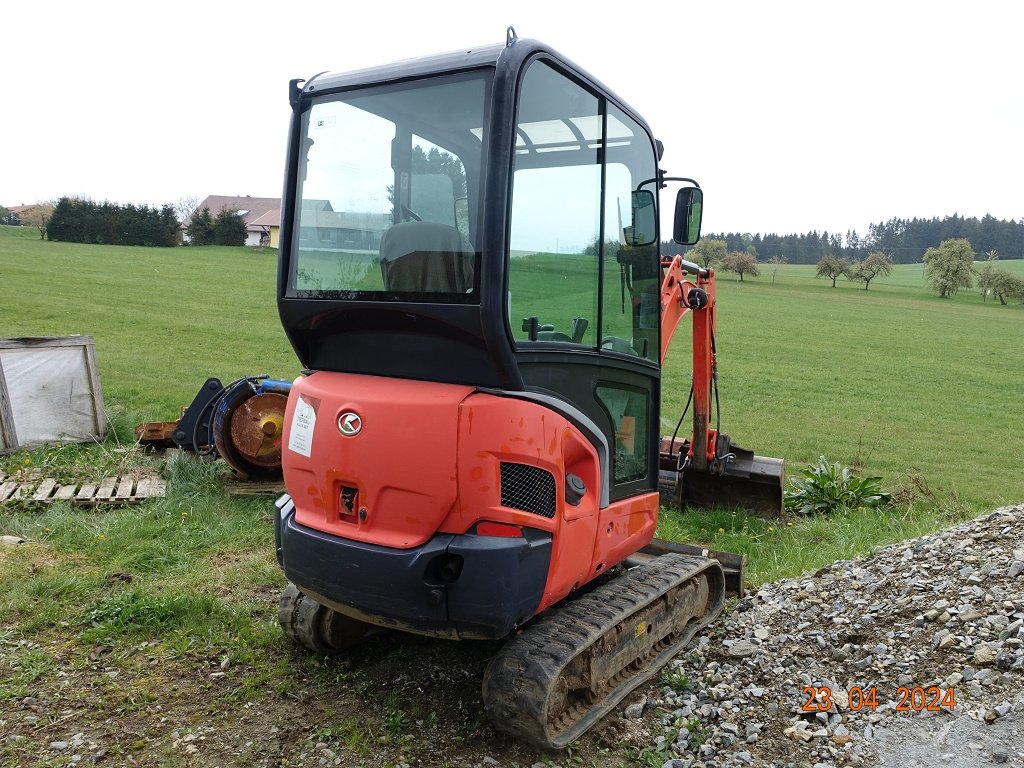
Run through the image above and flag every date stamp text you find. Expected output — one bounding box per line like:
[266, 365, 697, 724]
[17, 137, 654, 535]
[800, 685, 956, 713]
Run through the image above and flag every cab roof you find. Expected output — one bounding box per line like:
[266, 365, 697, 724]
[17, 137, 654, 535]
[301, 42, 508, 97]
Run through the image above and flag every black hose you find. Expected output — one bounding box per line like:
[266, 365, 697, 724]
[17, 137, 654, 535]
[710, 326, 726, 463]
[190, 379, 234, 456]
[205, 376, 269, 454]
[669, 385, 694, 462]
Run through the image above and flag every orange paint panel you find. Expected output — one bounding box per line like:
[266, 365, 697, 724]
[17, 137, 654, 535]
[536, 514, 598, 612]
[282, 372, 473, 549]
[283, 377, 653, 622]
[476, 521, 523, 538]
[591, 492, 659, 574]
[560, 427, 599, 522]
[447, 393, 603, 610]
[444, 393, 567, 535]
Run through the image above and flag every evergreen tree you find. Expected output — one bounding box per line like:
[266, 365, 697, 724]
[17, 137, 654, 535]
[212, 208, 247, 246]
[187, 207, 216, 245]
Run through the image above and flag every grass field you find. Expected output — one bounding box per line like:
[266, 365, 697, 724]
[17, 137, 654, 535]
[2, 223, 1023, 576]
[664, 256, 1024, 508]
[2, 225, 1023, 765]
[0, 225, 296, 421]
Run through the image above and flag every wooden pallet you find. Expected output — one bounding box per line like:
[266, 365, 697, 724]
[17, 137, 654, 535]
[0, 470, 165, 505]
[224, 479, 286, 497]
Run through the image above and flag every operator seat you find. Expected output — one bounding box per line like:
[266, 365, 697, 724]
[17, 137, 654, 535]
[379, 221, 474, 293]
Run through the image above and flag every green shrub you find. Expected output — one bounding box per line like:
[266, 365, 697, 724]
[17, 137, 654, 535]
[785, 457, 891, 515]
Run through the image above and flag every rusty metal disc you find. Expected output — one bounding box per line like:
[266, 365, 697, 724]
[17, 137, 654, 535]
[228, 392, 288, 468]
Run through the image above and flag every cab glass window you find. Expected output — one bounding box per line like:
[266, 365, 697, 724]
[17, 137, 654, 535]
[506, 62, 659, 359]
[290, 73, 488, 302]
[596, 384, 649, 483]
[602, 104, 660, 361]
[507, 63, 601, 345]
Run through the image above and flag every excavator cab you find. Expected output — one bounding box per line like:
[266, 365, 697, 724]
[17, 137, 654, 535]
[279, 39, 672, 603]
[274, 32, 768, 748]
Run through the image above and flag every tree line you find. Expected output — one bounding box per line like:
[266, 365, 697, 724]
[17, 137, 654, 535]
[47, 198, 181, 247]
[685, 234, 1024, 305]
[15, 197, 248, 247]
[663, 214, 1023, 265]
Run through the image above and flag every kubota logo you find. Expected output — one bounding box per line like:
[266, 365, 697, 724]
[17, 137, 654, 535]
[337, 412, 362, 437]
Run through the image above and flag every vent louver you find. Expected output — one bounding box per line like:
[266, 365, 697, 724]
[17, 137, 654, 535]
[499, 462, 556, 519]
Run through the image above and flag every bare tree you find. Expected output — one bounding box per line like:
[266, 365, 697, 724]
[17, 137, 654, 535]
[174, 196, 202, 225]
[18, 202, 56, 239]
[768, 254, 787, 284]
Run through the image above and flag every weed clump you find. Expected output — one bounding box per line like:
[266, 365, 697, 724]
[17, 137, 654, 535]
[784, 456, 891, 516]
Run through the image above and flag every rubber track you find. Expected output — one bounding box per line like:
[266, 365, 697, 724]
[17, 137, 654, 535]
[278, 583, 381, 654]
[482, 553, 725, 749]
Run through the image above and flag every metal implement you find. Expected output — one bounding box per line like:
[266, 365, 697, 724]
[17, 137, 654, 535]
[215, 389, 289, 477]
[172, 377, 224, 453]
[658, 259, 786, 516]
[136, 376, 293, 480]
[659, 435, 785, 518]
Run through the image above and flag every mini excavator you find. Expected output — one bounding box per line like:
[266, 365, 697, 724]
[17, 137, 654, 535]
[272, 29, 784, 748]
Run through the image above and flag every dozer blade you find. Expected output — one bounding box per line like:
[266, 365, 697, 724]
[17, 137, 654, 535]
[628, 539, 746, 597]
[659, 438, 785, 517]
[483, 553, 725, 749]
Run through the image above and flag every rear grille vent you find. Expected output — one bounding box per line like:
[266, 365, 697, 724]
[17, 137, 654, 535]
[500, 462, 556, 519]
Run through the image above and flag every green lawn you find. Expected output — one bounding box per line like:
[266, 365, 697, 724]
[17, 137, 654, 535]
[0, 226, 297, 426]
[2, 224, 1023, 583]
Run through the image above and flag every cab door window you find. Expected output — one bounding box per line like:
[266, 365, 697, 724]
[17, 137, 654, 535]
[507, 62, 601, 345]
[507, 60, 661, 494]
[506, 63, 659, 359]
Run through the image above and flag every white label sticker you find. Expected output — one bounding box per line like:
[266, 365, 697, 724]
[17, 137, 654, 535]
[287, 395, 317, 458]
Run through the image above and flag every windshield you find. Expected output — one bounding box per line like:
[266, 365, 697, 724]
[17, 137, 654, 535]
[289, 72, 490, 303]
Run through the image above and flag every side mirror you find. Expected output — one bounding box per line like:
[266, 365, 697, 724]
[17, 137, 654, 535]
[626, 190, 656, 247]
[673, 187, 703, 245]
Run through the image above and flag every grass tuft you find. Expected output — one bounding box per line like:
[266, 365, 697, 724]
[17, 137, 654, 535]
[164, 450, 227, 499]
[79, 588, 238, 643]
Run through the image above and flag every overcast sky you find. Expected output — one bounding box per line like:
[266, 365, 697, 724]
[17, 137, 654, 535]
[2, 0, 1020, 238]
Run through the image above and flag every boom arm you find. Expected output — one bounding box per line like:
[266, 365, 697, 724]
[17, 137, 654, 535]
[659, 256, 718, 471]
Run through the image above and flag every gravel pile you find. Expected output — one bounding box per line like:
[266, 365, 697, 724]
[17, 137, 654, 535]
[632, 504, 1024, 768]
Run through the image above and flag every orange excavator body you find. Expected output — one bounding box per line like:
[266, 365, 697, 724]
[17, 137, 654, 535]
[279, 370, 658, 638]
[272, 30, 778, 747]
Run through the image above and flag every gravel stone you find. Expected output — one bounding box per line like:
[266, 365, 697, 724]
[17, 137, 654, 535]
[629, 504, 1024, 768]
